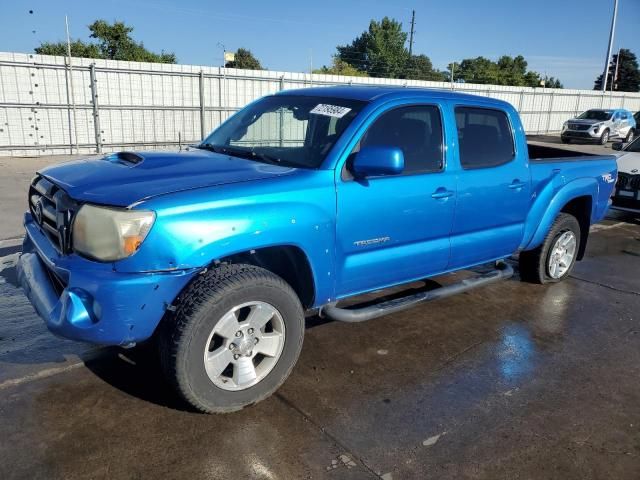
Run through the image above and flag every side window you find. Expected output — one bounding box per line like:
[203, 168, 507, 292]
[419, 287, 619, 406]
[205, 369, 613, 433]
[359, 105, 444, 174]
[621, 112, 628, 120]
[455, 107, 515, 169]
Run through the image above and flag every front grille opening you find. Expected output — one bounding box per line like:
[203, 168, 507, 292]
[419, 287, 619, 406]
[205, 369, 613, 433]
[28, 176, 77, 254]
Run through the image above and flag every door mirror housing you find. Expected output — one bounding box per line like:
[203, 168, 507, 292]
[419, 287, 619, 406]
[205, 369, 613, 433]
[351, 146, 404, 177]
[612, 142, 624, 151]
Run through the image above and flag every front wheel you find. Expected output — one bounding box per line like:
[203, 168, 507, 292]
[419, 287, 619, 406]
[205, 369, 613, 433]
[159, 264, 305, 413]
[519, 213, 580, 284]
[626, 129, 635, 143]
[599, 129, 610, 145]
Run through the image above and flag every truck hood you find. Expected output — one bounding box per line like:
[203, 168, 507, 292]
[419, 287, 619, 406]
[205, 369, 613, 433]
[616, 152, 640, 174]
[38, 149, 299, 207]
[568, 119, 605, 126]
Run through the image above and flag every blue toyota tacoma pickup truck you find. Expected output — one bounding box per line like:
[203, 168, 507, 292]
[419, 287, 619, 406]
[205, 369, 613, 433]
[17, 86, 617, 413]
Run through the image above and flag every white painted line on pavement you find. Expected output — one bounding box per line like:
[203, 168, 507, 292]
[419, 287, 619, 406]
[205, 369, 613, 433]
[0, 361, 85, 390]
[590, 222, 627, 233]
[0, 237, 23, 249]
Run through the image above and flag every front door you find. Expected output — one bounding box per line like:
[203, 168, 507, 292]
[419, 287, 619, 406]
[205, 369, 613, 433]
[334, 104, 456, 298]
[448, 105, 531, 269]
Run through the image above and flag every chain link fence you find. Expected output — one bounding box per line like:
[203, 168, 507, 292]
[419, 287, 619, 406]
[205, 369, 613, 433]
[1, 51, 640, 157]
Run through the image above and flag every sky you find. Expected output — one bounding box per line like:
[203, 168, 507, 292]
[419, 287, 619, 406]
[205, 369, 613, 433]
[1, 0, 638, 90]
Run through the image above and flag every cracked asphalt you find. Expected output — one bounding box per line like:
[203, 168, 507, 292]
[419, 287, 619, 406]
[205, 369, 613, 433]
[1, 146, 639, 479]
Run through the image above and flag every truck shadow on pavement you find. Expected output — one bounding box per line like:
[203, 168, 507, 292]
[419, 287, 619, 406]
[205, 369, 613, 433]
[84, 277, 448, 413]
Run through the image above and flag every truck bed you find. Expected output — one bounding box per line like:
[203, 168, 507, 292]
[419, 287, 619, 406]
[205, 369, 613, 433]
[527, 143, 602, 162]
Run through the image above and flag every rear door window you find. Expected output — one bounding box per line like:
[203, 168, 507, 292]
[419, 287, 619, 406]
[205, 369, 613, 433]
[455, 107, 515, 169]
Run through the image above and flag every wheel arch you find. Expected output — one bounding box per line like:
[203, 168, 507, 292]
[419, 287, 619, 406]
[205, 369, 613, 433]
[559, 195, 592, 260]
[218, 245, 316, 309]
[522, 177, 597, 255]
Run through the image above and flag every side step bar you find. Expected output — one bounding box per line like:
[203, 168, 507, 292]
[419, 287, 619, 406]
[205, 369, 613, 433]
[321, 261, 514, 323]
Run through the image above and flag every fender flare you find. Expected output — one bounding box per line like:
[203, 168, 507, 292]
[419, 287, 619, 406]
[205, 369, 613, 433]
[521, 177, 597, 252]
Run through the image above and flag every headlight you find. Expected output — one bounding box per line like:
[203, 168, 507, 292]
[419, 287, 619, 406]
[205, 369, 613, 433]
[72, 204, 155, 261]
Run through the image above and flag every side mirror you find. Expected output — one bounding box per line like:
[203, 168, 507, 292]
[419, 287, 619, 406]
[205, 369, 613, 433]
[351, 146, 404, 177]
[612, 142, 624, 151]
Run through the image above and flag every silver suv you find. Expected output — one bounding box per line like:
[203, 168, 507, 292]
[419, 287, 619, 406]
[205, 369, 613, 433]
[561, 109, 636, 145]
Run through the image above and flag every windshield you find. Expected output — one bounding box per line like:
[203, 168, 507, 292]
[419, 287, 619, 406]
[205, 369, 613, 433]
[199, 95, 366, 169]
[626, 136, 640, 153]
[577, 110, 612, 121]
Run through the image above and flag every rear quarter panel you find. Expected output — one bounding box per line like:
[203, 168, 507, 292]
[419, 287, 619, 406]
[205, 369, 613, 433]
[522, 157, 617, 251]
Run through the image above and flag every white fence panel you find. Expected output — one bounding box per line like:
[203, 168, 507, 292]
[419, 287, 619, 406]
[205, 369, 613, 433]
[1, 51, 640, 156]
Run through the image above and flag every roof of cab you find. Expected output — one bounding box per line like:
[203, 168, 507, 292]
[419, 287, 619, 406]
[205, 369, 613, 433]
[275, 85, 512, 108]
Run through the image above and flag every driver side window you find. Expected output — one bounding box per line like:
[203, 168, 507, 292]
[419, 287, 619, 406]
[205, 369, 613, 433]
[358, 105, 444, 175]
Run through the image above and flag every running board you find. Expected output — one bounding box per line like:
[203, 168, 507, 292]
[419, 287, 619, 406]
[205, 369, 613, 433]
[321, 261, 514, 323]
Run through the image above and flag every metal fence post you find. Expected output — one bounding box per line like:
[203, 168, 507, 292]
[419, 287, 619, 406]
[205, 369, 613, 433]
[545, 91, 555, 134]
[517, 90, 525, 112]
[199, 70, 206, 140]
[89, 64, 102, 153]
[574, 92, 581, 117]
[279, 75, 285, 147]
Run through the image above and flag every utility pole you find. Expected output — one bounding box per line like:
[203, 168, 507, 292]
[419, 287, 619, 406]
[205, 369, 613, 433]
[601, 0, 618, 92]
[65, 15, 78, 154]
[408, 10, 415, 56]
[612, 48, 621, 92]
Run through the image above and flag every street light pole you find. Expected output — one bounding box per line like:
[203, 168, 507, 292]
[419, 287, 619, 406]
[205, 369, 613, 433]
[601, 0, 619, 92]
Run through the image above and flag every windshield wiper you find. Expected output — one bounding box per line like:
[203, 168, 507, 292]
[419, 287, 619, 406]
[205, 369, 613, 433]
[198, 144, 285, 166]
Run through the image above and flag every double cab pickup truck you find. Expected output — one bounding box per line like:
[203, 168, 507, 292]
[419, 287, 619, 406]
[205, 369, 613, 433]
[17, 87, 617, 413]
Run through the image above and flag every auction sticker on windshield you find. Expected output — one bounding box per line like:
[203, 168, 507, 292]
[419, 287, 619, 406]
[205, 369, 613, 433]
[310, 104, 352, 118]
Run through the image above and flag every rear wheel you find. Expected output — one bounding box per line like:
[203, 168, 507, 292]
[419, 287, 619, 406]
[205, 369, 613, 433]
[599, 129, 610, 145]
[519, 213, 580, 284]
[159, 264, 305, 413]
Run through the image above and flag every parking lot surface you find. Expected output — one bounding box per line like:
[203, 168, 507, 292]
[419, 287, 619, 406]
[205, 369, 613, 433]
[1, 140, 639, 479]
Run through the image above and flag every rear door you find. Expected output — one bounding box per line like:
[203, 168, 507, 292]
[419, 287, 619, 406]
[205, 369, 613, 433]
[448, 105, 530, 269]
[611, 111, 622, 137]
[334, 102, 456, 298]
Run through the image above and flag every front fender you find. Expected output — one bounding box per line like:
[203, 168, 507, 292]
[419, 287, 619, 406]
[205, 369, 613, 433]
[521, 176, 598, 252]
[113, 170, 336, 307]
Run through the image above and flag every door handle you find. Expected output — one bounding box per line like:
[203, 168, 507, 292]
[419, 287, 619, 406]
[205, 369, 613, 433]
[431, 188, 454, 199]
[508, 180, 526, 190]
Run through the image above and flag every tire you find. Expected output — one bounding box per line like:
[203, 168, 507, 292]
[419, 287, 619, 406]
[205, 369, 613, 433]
[519, 213, 581, 284]
[561, 136, 571, 144]
[626, 129, 635, 143]
[159, 264, 304, 413]
[599, 129, 610, 145]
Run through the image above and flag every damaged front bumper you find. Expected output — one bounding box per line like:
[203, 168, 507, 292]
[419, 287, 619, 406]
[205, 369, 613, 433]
[17, 212, 198, 346]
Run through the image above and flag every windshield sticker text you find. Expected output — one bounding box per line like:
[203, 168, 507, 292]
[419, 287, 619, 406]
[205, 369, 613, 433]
[310, 104, 352, 118]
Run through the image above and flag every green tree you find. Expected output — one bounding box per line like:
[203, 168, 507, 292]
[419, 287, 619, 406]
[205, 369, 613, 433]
[35, 20, 176, 63]
[452, 55, 563, 88]
[336, 17, 409, 78]
[403, 54, 447, 81]
[225, 48, 263, 70]
[594, 49, 640, 92]
[313, 57, 368, 77]
[455, 56, 502, 84]
[542, 76, 563, 89]
[34, 39, 102, 58]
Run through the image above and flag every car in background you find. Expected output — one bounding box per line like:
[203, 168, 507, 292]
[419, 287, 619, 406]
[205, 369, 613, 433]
[612, 136, 640, 214]
[561, 109, 635, 145]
